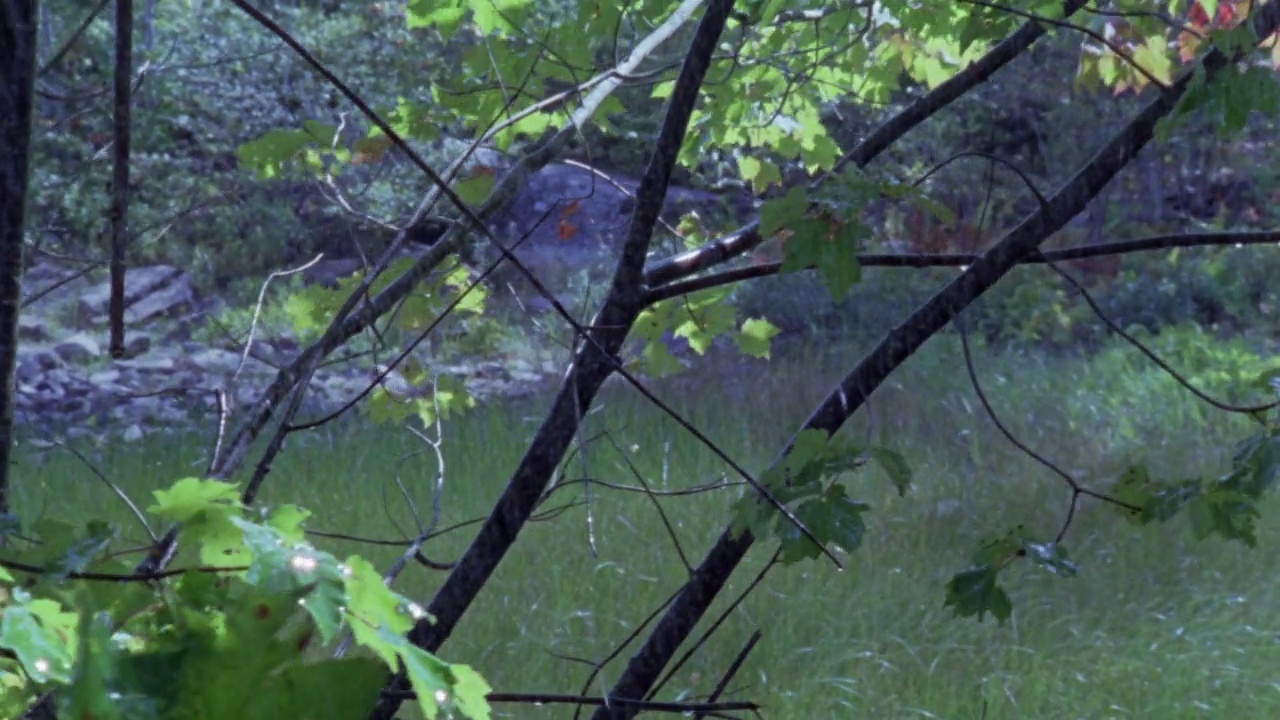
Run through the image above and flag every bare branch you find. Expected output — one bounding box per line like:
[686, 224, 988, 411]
[1046, 261, 1280, 415]
[57, 441, 157, 543]
[37, 0, 111, 77]
[694, 630, 762, 720]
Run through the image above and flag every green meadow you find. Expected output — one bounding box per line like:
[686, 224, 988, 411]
[15, 331, 1280, 719]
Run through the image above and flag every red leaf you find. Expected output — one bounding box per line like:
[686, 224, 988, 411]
[557, 219, 579, 240]
[1189, 1, 1210, 26]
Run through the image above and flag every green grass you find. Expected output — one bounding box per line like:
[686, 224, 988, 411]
[13, 332, 1280, 719]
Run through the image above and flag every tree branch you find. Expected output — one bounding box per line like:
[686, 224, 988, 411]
[643, 0, 1095, 290]
[592, 3, 1280, 716]
[0, 0, 40, 517]
[107, 0, 134, 359]
[368, 0, 738, 717]
[645, 230, 1280, 303]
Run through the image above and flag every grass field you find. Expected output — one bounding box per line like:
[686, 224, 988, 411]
[13, 332, 1280, 719]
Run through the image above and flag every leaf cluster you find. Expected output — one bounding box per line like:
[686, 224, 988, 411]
[0, 479, 490, 720]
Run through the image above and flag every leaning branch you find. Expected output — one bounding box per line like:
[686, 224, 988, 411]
[368, 1, 738, 718]
[645, 230, 1280, 303]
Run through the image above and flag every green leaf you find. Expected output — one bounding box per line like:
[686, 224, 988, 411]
[397, 638, 457, 718]
[759, 186, 807, 237]
[267, 505, 312, 545]
[737, 155, 781, 194]
[731, 430, 879, 543]
[418, 374, 477, 427]
[344, 556, 415, 665]
[407, 0, 468, 33]
[236, 129, 313, 179]
[366, 387, 420, 426]
[778, 216, 865, 299]
[1220, 431, 1280, 499]
[734, 317, 780, 359]
[362, 627, 493, 720]
[150, 479, 247, 568]
[636, 339, 685, 378]
[1189, 488, 1259, 547]
[673, 300, 736, 355]
[0, 589, 76, 684]
[230, 517, 348, 642]
[775, 429, 832, 487]
[455, 170, 496, 206]
[1111, 465, 1202, 525]
[944, 565, 1012, 623]
[251, 656, 389, 720]
[449, 663, 495, 720]
[148, 477, 241, 523]
[863, 447, 912, 496]
[775, 484, 869, 563]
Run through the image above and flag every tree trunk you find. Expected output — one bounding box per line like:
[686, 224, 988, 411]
[108, 0, 133, 359]
[0, 0, 40, 515]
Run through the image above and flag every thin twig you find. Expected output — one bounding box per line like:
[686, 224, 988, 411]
[56, 441, 156, 542]
[694, 630, 761, 720]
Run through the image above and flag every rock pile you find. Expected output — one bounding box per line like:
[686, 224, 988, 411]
[15, 261, 553, 445]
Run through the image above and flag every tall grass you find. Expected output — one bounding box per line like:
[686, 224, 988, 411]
[13, 330, 1280, 719]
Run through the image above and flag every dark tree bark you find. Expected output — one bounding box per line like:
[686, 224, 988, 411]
[0, 0, 40, 515]
[108, 0, 133, 359]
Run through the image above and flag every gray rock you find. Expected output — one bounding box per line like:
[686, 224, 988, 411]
[14, 259, 554, 440]
[22, 261, 100, 312]
[124, 272, 194, 324]
[114, 357, 176, 372]
[18, 315, 50, 341]
[123, 331, 152, 358]
[15, 347, 62, 382]
[89, 369, 122, 385]
[55, 332, 102, 364]
[78, 265, 183, 319]
[187, 348, 243, 374]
